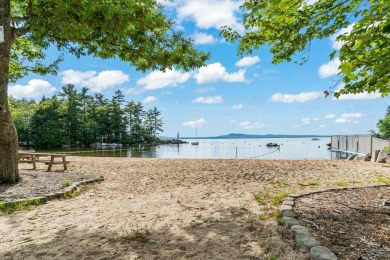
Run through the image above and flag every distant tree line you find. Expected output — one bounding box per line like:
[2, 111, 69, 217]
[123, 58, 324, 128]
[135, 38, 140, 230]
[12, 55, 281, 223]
[9, 85, 164, 147]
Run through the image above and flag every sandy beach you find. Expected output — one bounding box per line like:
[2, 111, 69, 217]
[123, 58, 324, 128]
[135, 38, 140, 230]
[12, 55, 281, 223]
[1, 157, 390, 259]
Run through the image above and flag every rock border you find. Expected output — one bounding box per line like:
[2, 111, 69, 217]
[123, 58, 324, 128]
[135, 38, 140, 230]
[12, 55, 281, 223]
[280, 184, 390, 260]
[0, 176, 104, 208]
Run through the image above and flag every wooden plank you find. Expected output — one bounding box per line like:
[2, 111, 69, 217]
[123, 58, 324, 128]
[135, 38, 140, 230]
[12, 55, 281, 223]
[44, 161, 70, 165]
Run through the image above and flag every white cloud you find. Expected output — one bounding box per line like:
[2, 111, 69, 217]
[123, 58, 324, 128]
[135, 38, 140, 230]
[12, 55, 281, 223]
[319, 124, 326, 128]
[335, 118, 348, 123]
[325, 114, 336, 119]
[176, 0, 244, 33]
[335, 113, 365, 124]
[192, 32, 217, 44]
[192, 96, 222, 104]
[232, 104, 243, 109]
[9, 79, 56, 99]
[61, 70, 129, 92]
[230, 120, 237, 124]
[137, 69, 190, 90]
[336, 92, 381, 100]
[239, 121, 263, 129]
[143, 96, 158, 104]
[341, 113, 365, 119]
[183, 118, 208, 127]
[271, 91, 322, 103]
[194, 62, 245, 84]
[175, 25, 185, 31]
[301, 118, 311, 125]
[331, 24, 354, 50]
[318, 58, 341, 78]
[235, 56, 260, 67]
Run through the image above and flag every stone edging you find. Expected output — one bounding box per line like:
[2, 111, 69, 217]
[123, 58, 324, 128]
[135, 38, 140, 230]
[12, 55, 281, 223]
[280, 184, 390, 260]
[0, 176, 104, 207]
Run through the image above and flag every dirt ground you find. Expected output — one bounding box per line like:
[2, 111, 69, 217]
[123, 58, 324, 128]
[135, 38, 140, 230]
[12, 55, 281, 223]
[1, 157, 390, 259]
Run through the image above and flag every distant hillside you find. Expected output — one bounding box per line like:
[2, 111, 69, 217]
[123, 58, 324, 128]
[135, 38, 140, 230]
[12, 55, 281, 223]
[180, 133, 330, 139]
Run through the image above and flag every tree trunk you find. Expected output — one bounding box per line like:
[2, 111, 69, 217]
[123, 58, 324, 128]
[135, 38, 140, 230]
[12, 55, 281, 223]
[0, 0, 19, 184]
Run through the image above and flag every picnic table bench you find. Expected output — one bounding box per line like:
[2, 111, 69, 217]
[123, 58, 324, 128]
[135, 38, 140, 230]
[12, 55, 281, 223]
[18, 152, 70, 171]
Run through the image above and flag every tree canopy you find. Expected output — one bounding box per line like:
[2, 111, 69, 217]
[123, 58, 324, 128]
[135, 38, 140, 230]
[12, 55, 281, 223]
[9, 0, 210, 82]
[221, 0, 390, 97]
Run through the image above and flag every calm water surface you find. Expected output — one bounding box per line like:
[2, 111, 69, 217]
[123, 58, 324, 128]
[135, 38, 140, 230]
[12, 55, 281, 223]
[37, 137, 334, 160]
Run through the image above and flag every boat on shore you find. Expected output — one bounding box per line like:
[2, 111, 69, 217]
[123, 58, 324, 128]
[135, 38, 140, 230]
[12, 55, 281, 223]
[266, 142, 279, 147]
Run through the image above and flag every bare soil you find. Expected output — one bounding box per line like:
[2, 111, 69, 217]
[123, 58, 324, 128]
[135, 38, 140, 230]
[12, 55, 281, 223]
[294, 186, 390, 260]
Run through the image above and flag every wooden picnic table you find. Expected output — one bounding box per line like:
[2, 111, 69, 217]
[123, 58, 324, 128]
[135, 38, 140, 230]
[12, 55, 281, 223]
[18, 152, 70, 171]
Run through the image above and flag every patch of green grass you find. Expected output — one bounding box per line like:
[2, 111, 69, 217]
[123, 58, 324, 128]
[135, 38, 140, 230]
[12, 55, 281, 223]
[272, 181, 289, 188]
[335, 180, 348, 187]
[271, 191, 289, 205]
[296, 180, 320, 187]
[62, 180, 72, 188]
[258, 213, 271, 221]
[331, 178, 363, 187]
[0, 198, 42, 214]
[275, 210, 284, 226]
[376, 174, 390, 184]
[254, 188, 272, 205]
[62, 189, 80, 198]
[270, 256, 278, 260]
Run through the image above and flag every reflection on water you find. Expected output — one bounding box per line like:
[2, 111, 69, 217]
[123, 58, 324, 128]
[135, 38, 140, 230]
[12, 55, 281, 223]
[35, 137, 333, 160]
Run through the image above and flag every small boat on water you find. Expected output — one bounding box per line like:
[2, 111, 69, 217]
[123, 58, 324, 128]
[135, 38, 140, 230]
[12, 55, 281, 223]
[266, 142, 279, 147]
[192, 125, 199, 145]
[312, 138, 320, 141]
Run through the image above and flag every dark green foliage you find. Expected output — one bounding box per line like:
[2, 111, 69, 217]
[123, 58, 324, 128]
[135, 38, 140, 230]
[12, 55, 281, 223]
[10, 87, 164, 147]
[376, 105, 390, 139]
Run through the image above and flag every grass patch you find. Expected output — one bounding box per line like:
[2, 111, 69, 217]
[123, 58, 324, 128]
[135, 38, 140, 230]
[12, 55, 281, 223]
[272, 181, 289, 188]
[62, 180, 72, 188]
[258, 213, 272, 221]
[0, 198, 42, 214]
[271, 191, 289, 205]
[254, 188, 272, 205]
[376, 174, 390, 184]
[254, 186, 294, 227]
[330, 178, 364, 187]
[335, 180, 348, 186]
[275, 210, 284, 226]
[296, 180, 320, 187]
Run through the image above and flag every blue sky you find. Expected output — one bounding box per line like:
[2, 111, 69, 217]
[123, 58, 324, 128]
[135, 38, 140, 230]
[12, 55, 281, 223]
[9, 0, 389, 137]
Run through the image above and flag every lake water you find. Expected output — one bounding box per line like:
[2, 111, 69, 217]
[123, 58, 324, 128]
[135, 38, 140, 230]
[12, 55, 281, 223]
[39, 137, 335, 160]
